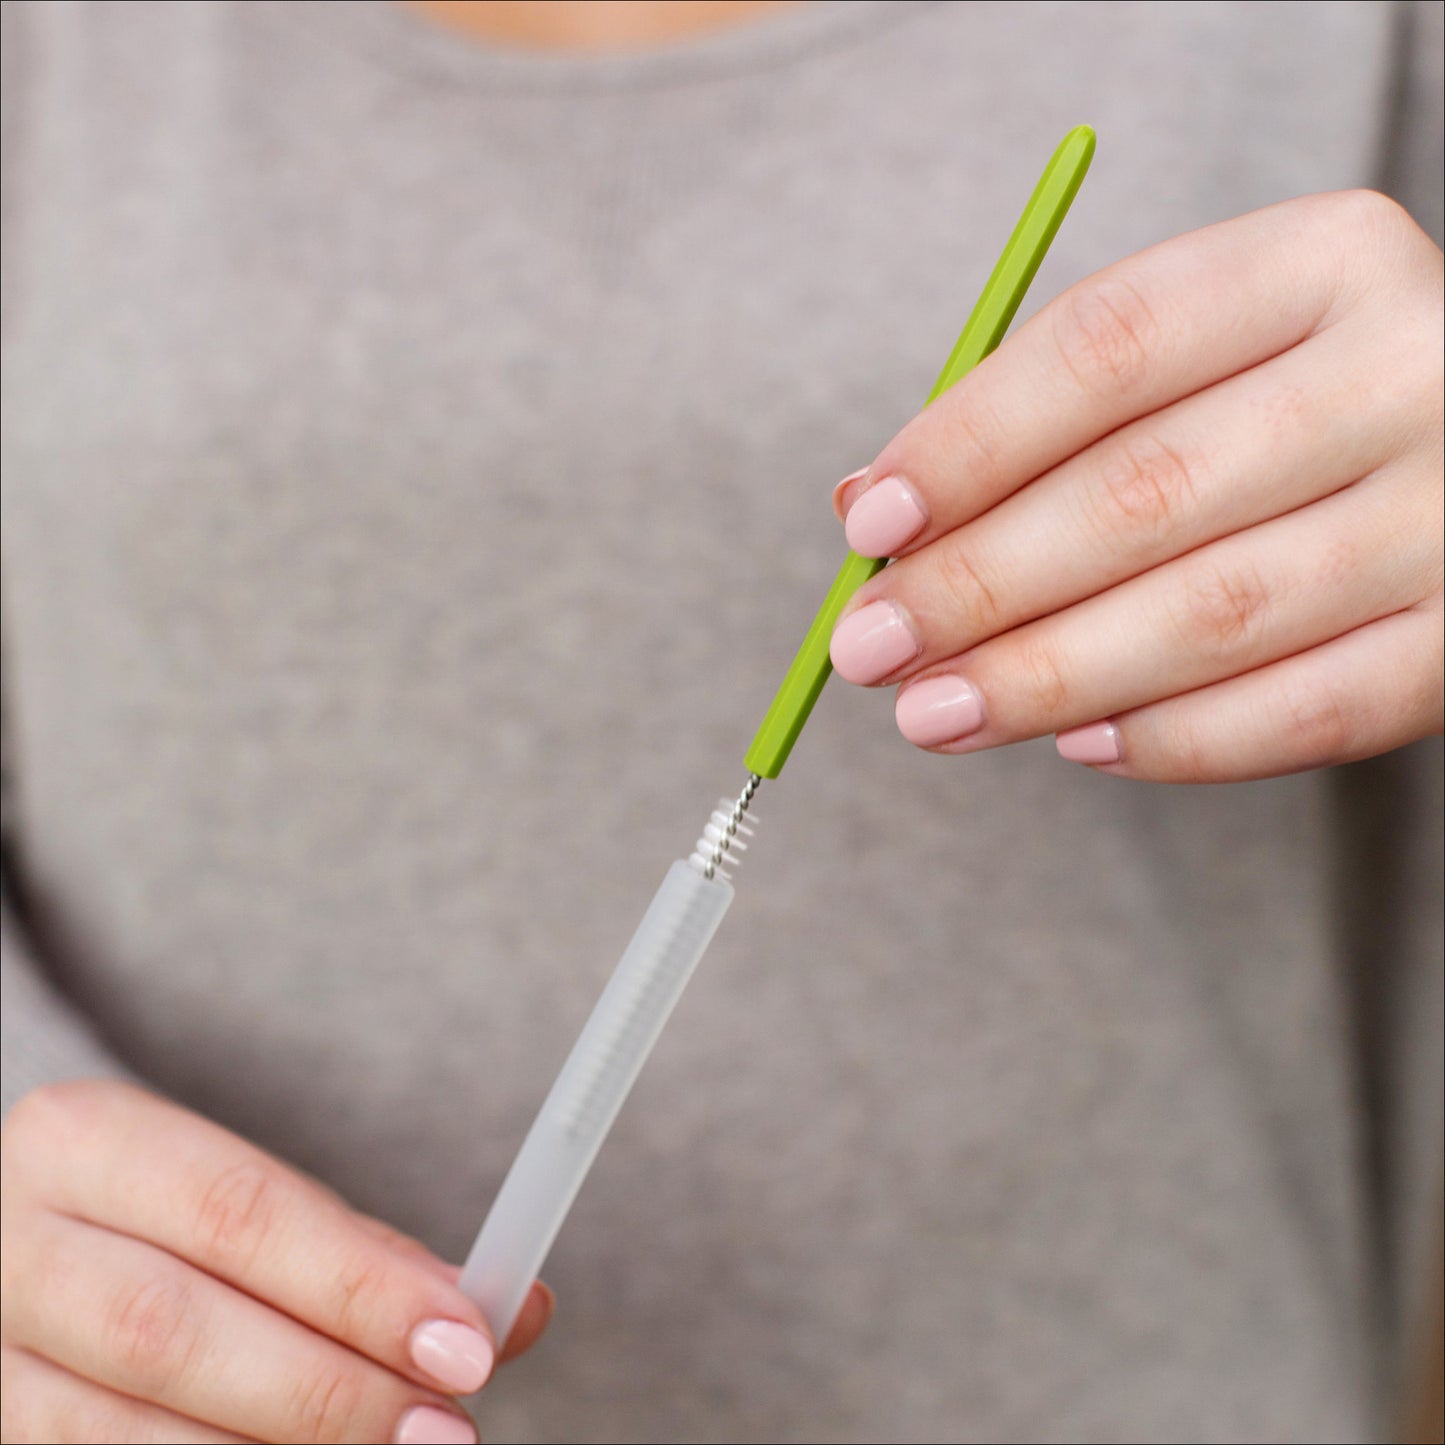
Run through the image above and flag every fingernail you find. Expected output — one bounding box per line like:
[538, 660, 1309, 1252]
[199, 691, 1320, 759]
[844, 476, 928, 558]
[895, 675, 986, 746]
[394, 1405, 479, 1444]
[410, 1320, 494, 1394]
[831, 466, 870, 521]
[1056, 721, 1122, 765]
[830, 600, 921, 684]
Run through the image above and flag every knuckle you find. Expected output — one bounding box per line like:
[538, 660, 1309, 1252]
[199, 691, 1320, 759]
[1053, 275, 1162, 397]
[19, 1079, 101, 1115]
[932, 537, 1005, 635]
[329, 1253, 390, 1341]
[1330, 187, 1412, 239]
[1316, 535, 1360, 593]
[937, 396, 1010, 498]
[1016, 633, 1072, 716]
[4, 1082, 146, 1199]
[2, 1089, 57, 1155]
[3, 1081, 96, 1155]
[1092, 431, 1200, 545]
[1276, 678, 1357, 768]
[110, 1274, 198, 1390]
[0, 1097, 45, 1190]
[1316, 190, 1431, 303]
[288, 1363, 365, 1443]
[193, 1160, 281, 1265]
[1163, 707, 1213, 781]
[1176, 559, 1273, 657]
[1258, 379, 1314, 434]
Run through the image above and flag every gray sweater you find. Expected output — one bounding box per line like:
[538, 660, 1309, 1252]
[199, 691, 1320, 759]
[2, 3, 1442, 1440]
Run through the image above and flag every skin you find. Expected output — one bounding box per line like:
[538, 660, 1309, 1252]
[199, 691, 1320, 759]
[832, 190, 1444, 780]
[406, 0, 797, 51]
[0, 1081, 554, 1444]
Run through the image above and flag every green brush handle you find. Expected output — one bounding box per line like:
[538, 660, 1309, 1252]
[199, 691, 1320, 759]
[742, 124, 1096, 780]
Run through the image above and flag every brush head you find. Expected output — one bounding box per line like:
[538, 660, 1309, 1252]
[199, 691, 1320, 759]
[688, 774, 761, 881]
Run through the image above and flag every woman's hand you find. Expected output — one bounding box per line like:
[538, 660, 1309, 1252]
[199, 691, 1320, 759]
[830, 190, 1443, 781]
[0, 1080, 552, 1444]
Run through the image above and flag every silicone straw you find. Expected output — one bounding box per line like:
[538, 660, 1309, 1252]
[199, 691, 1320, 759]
[743, 124, 1095, 779]
[460, 862, 734, 1345]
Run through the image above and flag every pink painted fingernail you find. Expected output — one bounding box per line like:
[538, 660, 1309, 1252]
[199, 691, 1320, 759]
[409, 1320, 494, 1394]
[1056, 721, 1122, 765]
[831, 466, 870, 521]
[895, 675, 986, 746]
[394, 1404, 479, 1444]
[844, 476, 928, 558]
[830, 600, 921, 684]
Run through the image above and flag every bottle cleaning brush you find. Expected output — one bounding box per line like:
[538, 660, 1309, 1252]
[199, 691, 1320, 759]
[459, 126, 1096, 1347]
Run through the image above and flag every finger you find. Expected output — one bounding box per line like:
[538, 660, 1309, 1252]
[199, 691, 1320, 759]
[891, 468, 1435, 753]
[25, 1082, 497, 1396]
[498, 1282, 555, 1365]
[832, 320, 1408, 684]
[349, 1213, 458, 1284]
[347, 1239, 556, 1355]
[1059, 602, 1444, 782]
[0, 1344, 252, 1445]
[4, 1212, 478, 1445]
[367, 1254, 554, 1363]
[837, 190, 1408, 558]
[299, 1179, 461, 1285]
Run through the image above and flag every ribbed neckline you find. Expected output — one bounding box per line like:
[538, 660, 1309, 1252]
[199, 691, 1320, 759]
[281, 1, 929, 93]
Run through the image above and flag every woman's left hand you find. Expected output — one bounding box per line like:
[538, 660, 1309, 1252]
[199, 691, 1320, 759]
[830, 189, 1443, 781]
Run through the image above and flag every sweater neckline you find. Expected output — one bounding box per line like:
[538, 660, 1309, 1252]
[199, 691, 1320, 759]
[282, 1, 927, 93]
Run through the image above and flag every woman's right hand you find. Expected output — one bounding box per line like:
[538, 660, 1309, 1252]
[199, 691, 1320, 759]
[0, 1079, 552, 1444]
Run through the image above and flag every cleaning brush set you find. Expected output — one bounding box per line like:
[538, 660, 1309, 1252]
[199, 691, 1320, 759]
[459, 126, 1097, 1344]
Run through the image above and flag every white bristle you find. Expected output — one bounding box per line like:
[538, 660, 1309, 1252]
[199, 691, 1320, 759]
[688, 780, 762, 880]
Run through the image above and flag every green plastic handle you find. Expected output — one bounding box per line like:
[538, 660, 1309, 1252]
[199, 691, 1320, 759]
[743, 124, 1096, 780]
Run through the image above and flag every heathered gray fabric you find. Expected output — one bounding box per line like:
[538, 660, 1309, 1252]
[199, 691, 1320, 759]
[2, 3, 1442, 1441]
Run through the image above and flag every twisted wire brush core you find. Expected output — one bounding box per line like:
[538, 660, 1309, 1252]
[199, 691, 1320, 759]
[690, 774, 762, 881]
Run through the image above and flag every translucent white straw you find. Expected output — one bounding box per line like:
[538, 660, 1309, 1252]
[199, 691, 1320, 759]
[459, 859, 734, 1344]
